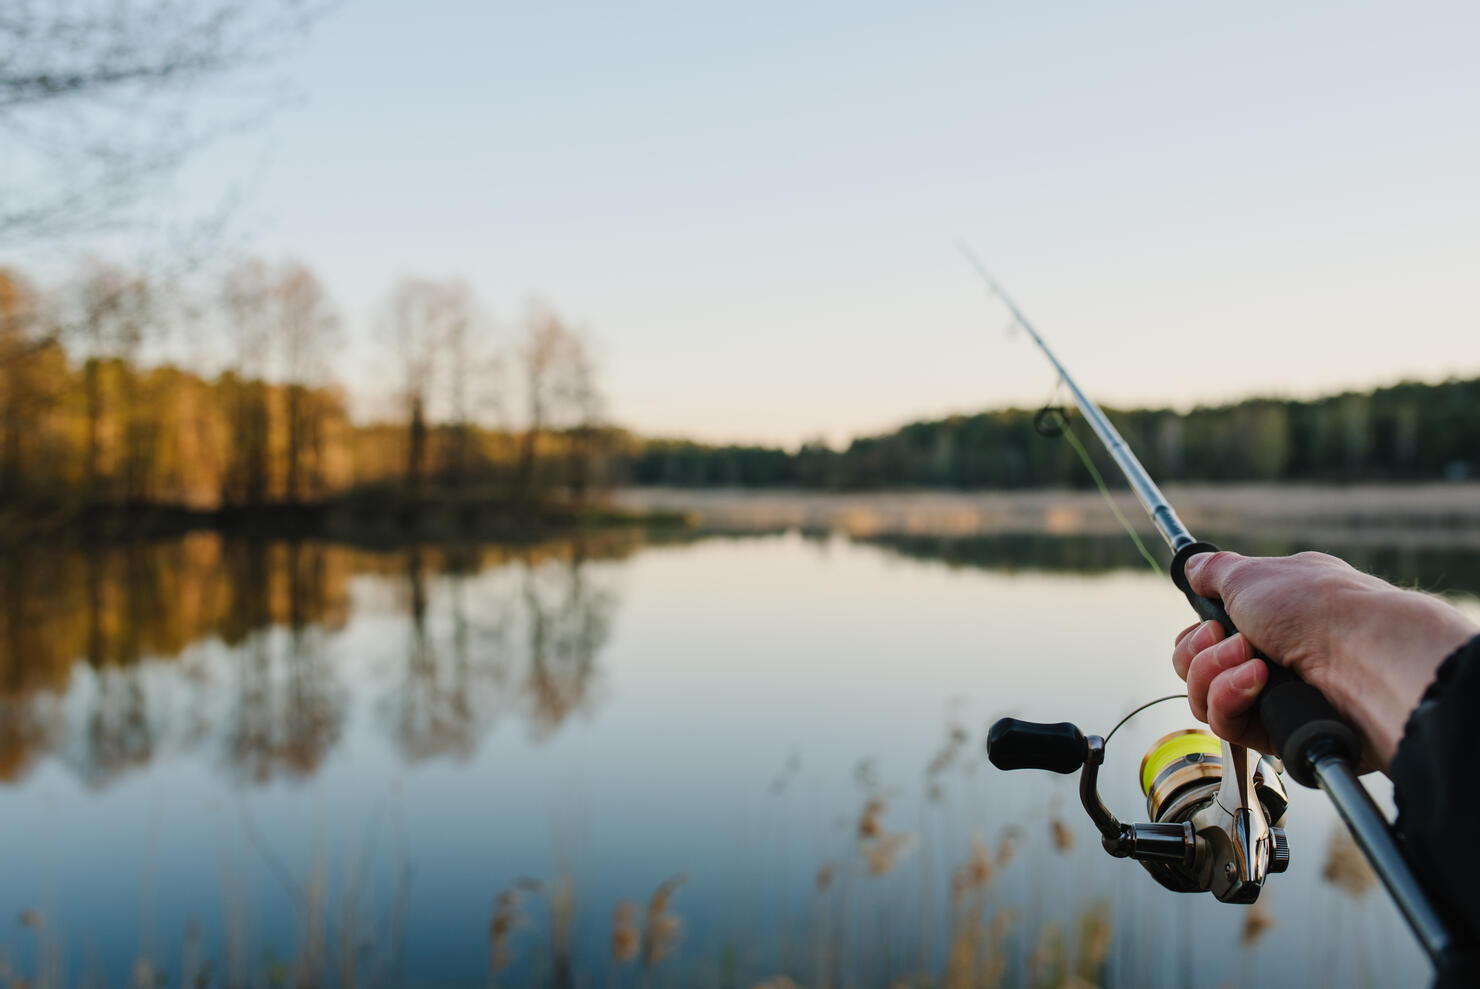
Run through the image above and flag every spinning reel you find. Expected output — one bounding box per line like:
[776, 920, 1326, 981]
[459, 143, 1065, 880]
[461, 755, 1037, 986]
[988, 716, 1290, 903]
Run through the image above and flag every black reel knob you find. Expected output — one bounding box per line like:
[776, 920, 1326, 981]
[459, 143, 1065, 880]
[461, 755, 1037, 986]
[987, 718, 1087, 774]
[1270, 828, 1291, 874]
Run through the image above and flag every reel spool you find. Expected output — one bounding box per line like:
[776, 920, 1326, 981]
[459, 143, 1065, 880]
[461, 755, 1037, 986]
[1140, 729, 1288, 828]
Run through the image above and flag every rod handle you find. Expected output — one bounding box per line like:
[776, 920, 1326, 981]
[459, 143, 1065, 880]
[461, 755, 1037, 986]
[1170, 542, 1361, 788]
[986, 718, 1086, 774]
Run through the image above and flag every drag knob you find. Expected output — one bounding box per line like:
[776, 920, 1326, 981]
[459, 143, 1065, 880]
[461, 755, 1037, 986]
[1269, 827, 1291, 874]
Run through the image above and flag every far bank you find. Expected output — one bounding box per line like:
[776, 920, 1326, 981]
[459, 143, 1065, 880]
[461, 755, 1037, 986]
[615, 482, 1480, 549]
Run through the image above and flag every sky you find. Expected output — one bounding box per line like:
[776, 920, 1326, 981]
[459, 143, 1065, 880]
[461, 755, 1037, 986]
[49, 2, 1480, 445]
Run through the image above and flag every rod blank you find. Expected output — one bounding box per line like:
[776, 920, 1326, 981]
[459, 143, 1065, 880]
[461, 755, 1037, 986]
[958, 246, 1194, 552]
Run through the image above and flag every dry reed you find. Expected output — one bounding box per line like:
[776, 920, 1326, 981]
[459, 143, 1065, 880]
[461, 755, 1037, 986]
[1322, 827, 1376, 898]
[1050, 819, 1076, 854]
[489, 888, 524, 972]
[641, 874, 687, 967]
[1241, 903, 1276, 948]
[611, 900, 640, 963]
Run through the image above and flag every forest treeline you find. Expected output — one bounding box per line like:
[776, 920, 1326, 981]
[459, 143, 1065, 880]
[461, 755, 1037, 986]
[630, 379, 1480, 489]
[5, 258, 1478, 524]
[0, 260, 621, 526]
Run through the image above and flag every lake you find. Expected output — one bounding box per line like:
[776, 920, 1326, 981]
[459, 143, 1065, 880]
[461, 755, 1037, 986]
[1, 522, 1474, 988]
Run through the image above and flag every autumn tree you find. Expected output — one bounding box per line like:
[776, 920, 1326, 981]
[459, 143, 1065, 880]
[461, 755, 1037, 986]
[381, 279, 440, 501]
[59, 258, 155, 498]
[516, 304, 604, 506]
[379, 276, 492, 501]
[0, 269, 68, 502]
[219, 260, 274, 507]
[0, 270, 39, 498]
[270, 262, 339, 502]
[434, 280, 495, 492]
[558, 331, 603, 504]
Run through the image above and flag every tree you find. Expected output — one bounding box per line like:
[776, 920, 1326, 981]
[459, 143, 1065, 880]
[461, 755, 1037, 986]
[381, 278, 442, 500]
[217, 258, 338, 505]
[0, 0, 332, 242]
[270, 262, 338, 502]
[59, 258, 155, 498]
[377, 275, 499, 501]
[436, 280, 495, 492]
[515, 303, 604, 506]
[0, 269, 67, 501]
[219, 259, 275, 507]
[556, 330, 603, 504]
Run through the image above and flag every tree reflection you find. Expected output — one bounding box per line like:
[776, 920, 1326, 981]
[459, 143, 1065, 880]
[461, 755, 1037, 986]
[391, 545, 518, 760]
[84, 666, 154, 786]
[386, 540, 617, 757]
[0, 531, 641, 785]
[227, 541, 343, 782]
[522, 549, 614, 741]
[0, 695, 58, 782]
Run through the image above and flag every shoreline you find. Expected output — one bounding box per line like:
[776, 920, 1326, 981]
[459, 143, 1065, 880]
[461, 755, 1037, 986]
[0, 498, 694, 547]
[614, 482, 1480, 547]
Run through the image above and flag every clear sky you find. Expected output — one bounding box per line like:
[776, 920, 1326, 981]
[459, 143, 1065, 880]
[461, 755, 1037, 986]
[131, 2, 1480, 444]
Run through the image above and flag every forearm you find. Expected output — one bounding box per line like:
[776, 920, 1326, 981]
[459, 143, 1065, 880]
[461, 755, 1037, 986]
[1318, 588, 1479, 771]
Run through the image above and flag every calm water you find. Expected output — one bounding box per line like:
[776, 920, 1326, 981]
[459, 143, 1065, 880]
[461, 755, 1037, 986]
[1, 528, 1474, 988]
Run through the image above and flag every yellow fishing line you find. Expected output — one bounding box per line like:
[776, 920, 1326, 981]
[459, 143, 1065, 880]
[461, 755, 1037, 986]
[1139, 729, 1221, 795]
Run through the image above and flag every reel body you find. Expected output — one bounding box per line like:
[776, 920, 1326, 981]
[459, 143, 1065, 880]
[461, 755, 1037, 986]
[988, 718, 1290, 903]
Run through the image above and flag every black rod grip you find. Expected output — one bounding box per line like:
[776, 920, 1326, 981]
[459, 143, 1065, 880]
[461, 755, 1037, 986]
[1170, 542, 1361, 788]
[987, 718, 1086, 774]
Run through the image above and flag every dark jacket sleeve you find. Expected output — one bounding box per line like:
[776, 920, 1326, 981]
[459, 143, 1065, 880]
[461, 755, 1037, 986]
[1392, 633, 1480, 954]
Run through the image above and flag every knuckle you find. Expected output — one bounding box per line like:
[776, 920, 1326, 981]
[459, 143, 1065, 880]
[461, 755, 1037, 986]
[1194, 551, 1246, 599]
[1291, 549, 1344, 569]
[1210, 710, 1243, 744]
[1185, 660, 1216, 715]
[1172, 652, 1191, 681]
[1215, 554, 1254, 594]
[1198, 550, 1235, 578]
[1215, 632, 1251, 665]
[1207, 685, 1247, 740]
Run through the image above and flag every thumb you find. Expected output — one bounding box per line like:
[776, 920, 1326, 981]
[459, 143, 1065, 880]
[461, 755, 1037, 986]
[1183, 550, 1248, 601]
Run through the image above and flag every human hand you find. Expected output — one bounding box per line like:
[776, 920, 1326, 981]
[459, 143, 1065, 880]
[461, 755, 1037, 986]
[1170, 551, 1478, 772]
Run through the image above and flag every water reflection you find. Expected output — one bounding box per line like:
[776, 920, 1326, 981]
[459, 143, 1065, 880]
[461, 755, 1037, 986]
[522, 549, 616, 740]
[6, 527, 1476, 790]
[863, 531, 1480, 597]
[0, 527, 1454, 986]
[394, 544, 492, 761]
[0, 531, 642, 787]
[227, 541, 343, 781]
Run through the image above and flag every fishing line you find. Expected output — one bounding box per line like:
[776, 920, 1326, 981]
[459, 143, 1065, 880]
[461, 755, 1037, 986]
[1102, 693, 1189, 747]
[1035, 403, 1164, 576]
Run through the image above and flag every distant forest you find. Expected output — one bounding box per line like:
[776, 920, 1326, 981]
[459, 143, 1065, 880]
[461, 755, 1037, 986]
[5, 260, 1478, 526]
[628, 378, 1480, 490]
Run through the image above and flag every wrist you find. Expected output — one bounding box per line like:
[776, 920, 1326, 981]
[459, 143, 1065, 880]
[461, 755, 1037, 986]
[1322, 589, 1478, 770]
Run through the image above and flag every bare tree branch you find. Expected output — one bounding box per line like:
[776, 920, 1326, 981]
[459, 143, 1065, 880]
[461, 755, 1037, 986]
[0, 0, 336, 242]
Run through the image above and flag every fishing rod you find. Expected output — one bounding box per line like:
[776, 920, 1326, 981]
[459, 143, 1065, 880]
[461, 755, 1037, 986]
[963, 249, 1470, 980]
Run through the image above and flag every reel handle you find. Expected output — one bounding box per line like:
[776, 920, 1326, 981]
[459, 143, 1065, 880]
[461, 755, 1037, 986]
[1170, 542, 1361, 788]
[987, 718, 1086, 774]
